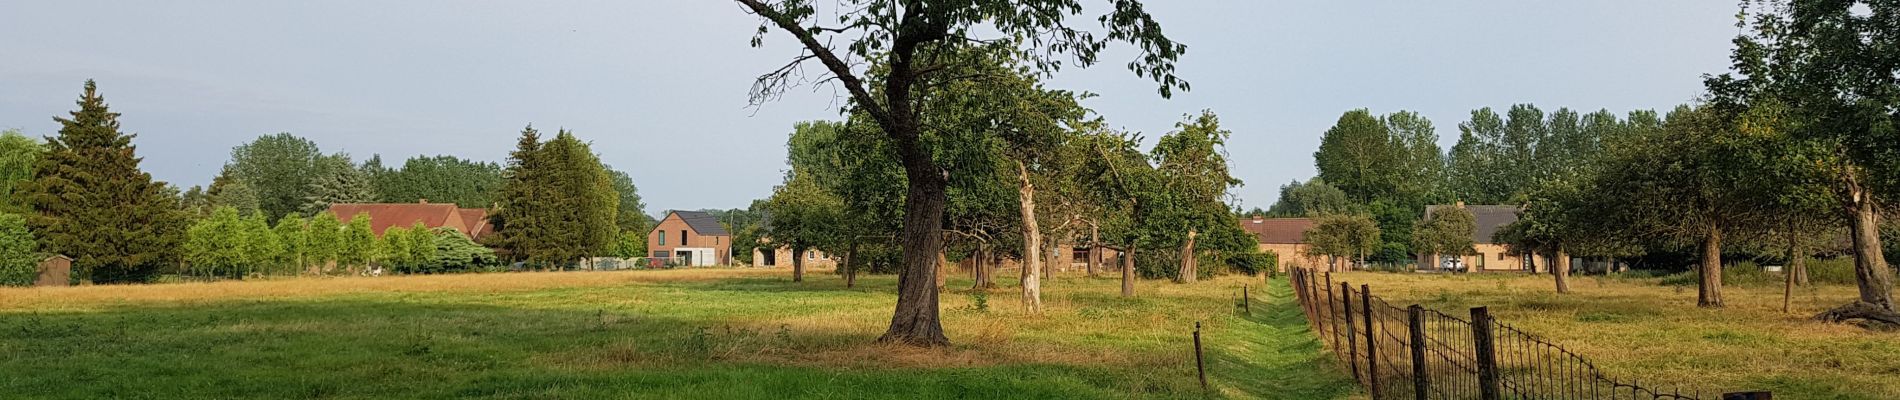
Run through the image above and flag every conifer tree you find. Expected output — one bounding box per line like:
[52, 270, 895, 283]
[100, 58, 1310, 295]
[302, 154, 378, 215]
[20, 80, 185, 283]
[495, 126, 549, 265]
[492, 127, 618, 268]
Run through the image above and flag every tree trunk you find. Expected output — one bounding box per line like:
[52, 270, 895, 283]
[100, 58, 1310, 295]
[1048, 235, 1066, 276]
[973, 248, 993, 290]
[877, 151, 950, 346]
[1698, 227, 1724, 308]
[936, 251, 947, 290]
[1553, 246, 1570, 294]
[1815, 177, 1900, 325]
[792, 248, 805, 283]
[1016, 161, 1043, 314]
[1178, 229, 1198, 283]
[844, 241, 859, 288]
[1087, 224, 1100, 277]
[1121, 244, 1136, 297]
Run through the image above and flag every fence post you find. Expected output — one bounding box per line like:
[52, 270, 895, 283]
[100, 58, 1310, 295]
[1193, 321, 1208, 391]
[1342, 282, 1359, 383]
[1243, 285, 1251, 316]
[1470, 306, 1500, 400]
[1407, 305, 1430, 400]
[1362, 284, 1381, 399]
[1325, 273, 1337, 349]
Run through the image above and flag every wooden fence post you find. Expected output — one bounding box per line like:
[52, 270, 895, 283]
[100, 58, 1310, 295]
[1470, 306, 1500, 400]
[1407, 305, 1430, 400]
[1193, 321, 1208, 391]
[1362, 284, 1381, 399]
[1325, 273, 1337, 349]
[1243, 285, 1251, 316]
[1342, 282, 1359, 383]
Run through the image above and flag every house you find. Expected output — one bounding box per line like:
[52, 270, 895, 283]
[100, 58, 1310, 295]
[649, 210, 732, 266]
[752, 241, 838, 268]
[1415, 202, 1548, 272]
[34, 254, 71, 287]
[1240, 216, 1325, 271]
[327, 200, 492, 239]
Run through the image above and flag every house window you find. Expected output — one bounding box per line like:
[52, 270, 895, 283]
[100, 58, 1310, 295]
[652, 251, 668, 258]
[1497, 252, 1506, 261]
[681, 230, 688, 246]
[808, 252, 816, 260]
[659, 231, 666, 245]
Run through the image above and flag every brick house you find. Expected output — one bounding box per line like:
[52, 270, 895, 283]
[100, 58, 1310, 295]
[327, 200, 492, 239]
[752, 241, 837, 268]
[1240, 216, 1325, 271]
[1416, 203, 1547, 272]
[649, 211, 731, 266]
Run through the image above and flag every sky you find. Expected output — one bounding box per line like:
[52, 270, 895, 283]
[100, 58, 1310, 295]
[0, 1, 1740, 216]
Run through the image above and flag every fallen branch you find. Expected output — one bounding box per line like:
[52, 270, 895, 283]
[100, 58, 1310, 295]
[1812, 301, 1900, 328]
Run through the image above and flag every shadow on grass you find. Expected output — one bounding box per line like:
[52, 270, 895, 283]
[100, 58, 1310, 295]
[1206, 279, 1358, 399]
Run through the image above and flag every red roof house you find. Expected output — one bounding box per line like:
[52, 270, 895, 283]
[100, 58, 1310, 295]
[327, 200, 492, 239]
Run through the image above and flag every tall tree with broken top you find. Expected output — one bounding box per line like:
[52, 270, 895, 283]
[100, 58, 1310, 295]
[734, 0, 1188, 346]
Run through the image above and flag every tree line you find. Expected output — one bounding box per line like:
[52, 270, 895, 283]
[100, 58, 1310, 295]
[0, 81, 653, 285]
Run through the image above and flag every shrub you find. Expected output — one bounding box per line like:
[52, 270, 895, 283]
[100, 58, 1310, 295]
[0, 213, 37, 286]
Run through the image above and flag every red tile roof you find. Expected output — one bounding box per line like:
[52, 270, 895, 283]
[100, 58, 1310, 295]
[327, 202, 489, 238]
[1241, 217, 1314, 244]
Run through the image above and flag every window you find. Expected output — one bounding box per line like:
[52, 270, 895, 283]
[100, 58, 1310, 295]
[681, 230, 688, 246]
[808, 252, 816, 260]
[1497, 252, 1505, 261]
[659, 231, 666, 245]
[652, 251, 668, 258]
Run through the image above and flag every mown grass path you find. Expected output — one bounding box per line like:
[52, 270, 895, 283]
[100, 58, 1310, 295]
[0, 269, 1356, 399]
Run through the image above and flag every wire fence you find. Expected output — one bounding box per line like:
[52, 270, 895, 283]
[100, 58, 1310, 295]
[1286, 268, 1769, 400]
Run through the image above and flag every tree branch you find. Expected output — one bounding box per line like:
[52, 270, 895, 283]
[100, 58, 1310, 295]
[736, 0, 891, 129]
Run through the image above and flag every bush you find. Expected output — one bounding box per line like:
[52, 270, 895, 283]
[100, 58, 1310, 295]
[0, 213, 38, 286]
[1225, 251, 1278, 275]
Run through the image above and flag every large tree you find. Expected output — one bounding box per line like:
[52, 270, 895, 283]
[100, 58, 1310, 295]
[1148, 111, 1246, 283]
[763, 172, 843, 282]
[301, 154, 379, 214]
[19, 81, 185, 283]
[226, 133, 326, 221]
[0, 213, 37, 286]
[1411, 206, 1476, 271]
[1263, 178, 1352, 218]
[735, 0, 1187, 346]
[493, 127, 619, 267]
[370, 155, 503, 208]
[0, 129, 44, 213]
[1710, 0, 1900, 324]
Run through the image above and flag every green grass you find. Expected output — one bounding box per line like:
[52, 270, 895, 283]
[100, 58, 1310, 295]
[0, 269, 1355, 399]
[1325, 270, 1900, 400]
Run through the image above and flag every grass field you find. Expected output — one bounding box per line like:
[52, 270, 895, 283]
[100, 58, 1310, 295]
[1320, 270, 1900, 400]
[0, 268, 1356, 399]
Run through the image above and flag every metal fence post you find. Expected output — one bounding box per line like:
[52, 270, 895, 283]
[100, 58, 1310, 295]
[1407, 305, 1430, 400]
[1470, 306, 1500, 400]
[1362, 284, 1381, 399]
[1342, 282, 1359, 383]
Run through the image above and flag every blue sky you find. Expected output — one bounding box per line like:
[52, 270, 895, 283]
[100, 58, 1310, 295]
[0, 1, 1739, 215]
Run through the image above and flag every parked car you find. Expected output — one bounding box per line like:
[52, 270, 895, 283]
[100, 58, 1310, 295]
[1440, 258, 1464, 272]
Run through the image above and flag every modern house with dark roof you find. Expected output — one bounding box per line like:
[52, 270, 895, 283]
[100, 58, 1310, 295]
[1416, 202, 1547, 272]
[327, 201, 492, 239]
[1240, 216, 1325, 271]
[648, 210, 732, 266]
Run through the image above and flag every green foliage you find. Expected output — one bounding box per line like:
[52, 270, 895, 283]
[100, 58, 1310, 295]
[605, 167, 651, 236]
[1262, 178, 1351, 217]
[369, 155, 502, 208]
[493, 127, 619, 267]
[1303, 213, 1381, 266]
[379, 222, 448, 273]
[274, 214, 309, 273]
[184, 207, 249, 279]
[337, 213, 377, 270]
[0, 129, 44, 213]
[1412, 206, 1477, 259]
[305, 211, 342, 271]
[19, 80, 186, 283]
[763, 173, 844, 256]
[0, 213, 37, 286]
[240, 212, 285, 275]
[226, 133, 327, 222]
[302, 154, 379, 215]
[207, 172, 262, 217]
[430, 229, 497, 273]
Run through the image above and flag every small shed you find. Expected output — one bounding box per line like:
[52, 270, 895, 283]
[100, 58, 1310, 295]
[35, 254, 71, 287]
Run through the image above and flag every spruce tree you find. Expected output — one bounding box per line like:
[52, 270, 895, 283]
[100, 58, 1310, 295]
[21, 80, 185, 283]
[495, 125, 548, 265]
[302, 154, 378, 214]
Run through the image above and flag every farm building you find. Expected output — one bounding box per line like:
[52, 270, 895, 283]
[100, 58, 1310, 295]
[1416, 202, 1548, 272]
[327, 201, 492, 239]
[1240, 216, 1325, 271]
[35, 254, 71, 287]
[649, 210, 732, 266]
[752, 241, 838, 269]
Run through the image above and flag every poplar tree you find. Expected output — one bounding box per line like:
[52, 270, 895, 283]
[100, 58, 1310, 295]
[274, 214, 309, 274]
[338, 213, 376, 273]
[305, 211, 342, 274]
[20, 80, 184, 283]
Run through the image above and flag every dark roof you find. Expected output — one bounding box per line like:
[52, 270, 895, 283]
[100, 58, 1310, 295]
[1241, 217, 1315, 244]
[671, 210, 731, 236]
[1422, 204, 1522, 244]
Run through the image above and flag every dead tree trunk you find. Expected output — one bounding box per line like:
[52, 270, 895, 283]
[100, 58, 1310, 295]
[1553, 246, 1570, 294]
[1016, 161, 1044, 314]
[1121, 245, 1136, 298]
[1698, 227, 1725, 308]
[1178, 229, 1198, 283]
[1816, 175, 1900, 325]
